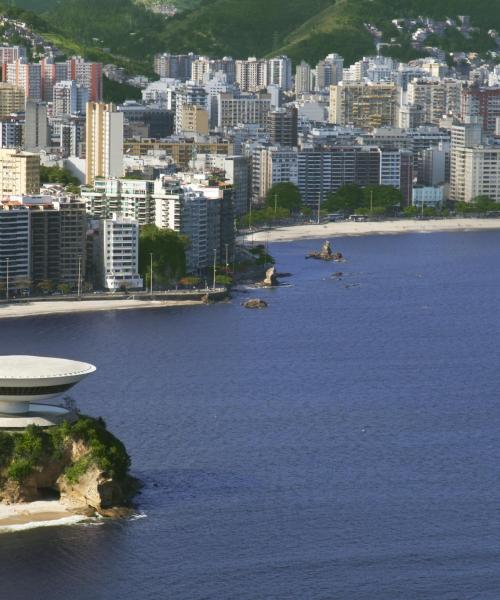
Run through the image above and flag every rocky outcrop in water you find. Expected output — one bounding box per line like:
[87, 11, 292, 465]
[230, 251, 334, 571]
[0, 417, 138, 516]
[262, 266, 279, 287]
[306, 240, 345, 262]
[243, 299, 268, 309]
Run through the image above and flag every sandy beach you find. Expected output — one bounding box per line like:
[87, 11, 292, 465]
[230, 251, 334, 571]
[0, 298, 202, 320]
[0, 501, 89, 533]
[248, 218, 500, 243]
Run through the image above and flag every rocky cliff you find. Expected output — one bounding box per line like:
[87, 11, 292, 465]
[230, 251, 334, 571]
[0, 417, 138, 516]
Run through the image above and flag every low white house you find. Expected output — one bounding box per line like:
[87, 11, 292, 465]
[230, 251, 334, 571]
[412, 185, 444, 208]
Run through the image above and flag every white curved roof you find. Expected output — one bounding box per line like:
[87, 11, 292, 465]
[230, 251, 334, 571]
[0, 356, 96, 380]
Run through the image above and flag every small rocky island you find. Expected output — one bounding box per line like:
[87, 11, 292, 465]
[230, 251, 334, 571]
[262, 266, 279, 287]
[0, 356, 137, 523]
[243, 298, 268, 309]
[306, 240, 344, 262]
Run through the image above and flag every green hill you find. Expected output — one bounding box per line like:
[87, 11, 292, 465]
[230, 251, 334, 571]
[5, 0, 500, 71]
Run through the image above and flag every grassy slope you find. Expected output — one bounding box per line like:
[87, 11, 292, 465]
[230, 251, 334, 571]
[157, 0, 333, 57]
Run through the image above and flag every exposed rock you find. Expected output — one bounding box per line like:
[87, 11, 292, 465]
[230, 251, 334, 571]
[243, 298, 268, 309]
[0, 416, 137, 517]
[320, 240, 333, 258]
[262, 266, 279, 287]
[306, 240, 345, 262]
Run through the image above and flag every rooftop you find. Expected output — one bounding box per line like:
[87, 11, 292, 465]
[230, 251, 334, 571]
[0, 356, 96, 381]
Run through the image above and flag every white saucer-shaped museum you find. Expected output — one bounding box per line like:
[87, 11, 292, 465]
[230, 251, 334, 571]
[0, 356, 96, 428]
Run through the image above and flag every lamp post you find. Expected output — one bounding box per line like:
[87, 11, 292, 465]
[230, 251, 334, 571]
[150, 252, 153, 296]
[77, 256, 82, 297]
[5, 257, 9, 301]
[317, 191, 321, 225]
[225, 243, 229, 272]
[212, 248, 217, 290]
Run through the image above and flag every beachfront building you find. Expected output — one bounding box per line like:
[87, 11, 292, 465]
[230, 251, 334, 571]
[412, 185, 444, 208]
[154, 178, 208, 272]
[0, 203, 30, 292]
[99, 215, 143, 291]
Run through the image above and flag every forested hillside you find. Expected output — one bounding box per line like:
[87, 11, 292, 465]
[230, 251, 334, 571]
[6, 0, 500, 69]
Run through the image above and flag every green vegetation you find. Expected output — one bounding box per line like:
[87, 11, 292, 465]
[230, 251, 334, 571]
[7, 0, 500, 73]
[215, 274, 233, 286]
[0, 418, 131, 484]
[103, 76, 142, 104]
[239, 206, 291, 228]
[40, 165, 80, 187]
[324, 184, 403, 215]
[139, 224, 187, 287]
[265, 182, 302, 213]
[455, 196, 500, 214]
[248, 245, 275, 266]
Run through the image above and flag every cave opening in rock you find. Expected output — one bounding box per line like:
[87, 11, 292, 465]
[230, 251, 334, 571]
[37, 487, 61, 501]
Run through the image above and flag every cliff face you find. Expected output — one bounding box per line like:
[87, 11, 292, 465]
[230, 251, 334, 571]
[0, 417, 137, 515]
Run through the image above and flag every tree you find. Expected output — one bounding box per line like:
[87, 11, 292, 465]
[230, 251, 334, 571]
[36, 279, 54, 294]
[363, 185, 403, 212]
[324, 184, 364, 213]
[40, 166, 80, 187]
[57, 283, 71, 294]
[139, 225, 187, 286]
[265, 182, 302, 213]
[472, 195, 497, 212]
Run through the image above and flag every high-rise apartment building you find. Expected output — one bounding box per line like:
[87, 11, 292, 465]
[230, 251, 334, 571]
[66, 56, 102, 102]
[174, 84, 208, 133]
[329, 83, 399, 128]
[0, 204, 30, 288]
[6, 60, 42, 100]
[154, 53, 196, 81]
[316, 54, 344, 91]
[461, 86, 500, 135]
[53, 80, 89, 118]
[268, 56, 292, 91]
[25, 100, 49, 152]
[85, 102, 124, 185]
[0, 83, 25, 117]
[217, 92, 271, 128]
[266, 107, 298, 147]
[235, 58, 269, 92]
[449, 121, 500, 202]
[0, 46, 26, 66]
[180, 105, 209, 135]
[154, 178, 208, 272]
[82, 178, 156, 224]
[99, 216, 143, 290]
[0, 115, 23, 149]
[255, 146, 298, 200]
[0, 149, 40, 195]
[295, 61, 311, 95]
[407, 79, 462, 125]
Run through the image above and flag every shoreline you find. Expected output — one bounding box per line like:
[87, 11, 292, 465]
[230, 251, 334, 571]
[0, 298, 203, 320]
[247, 218, 500, 243]
[0, 501, 89, 533]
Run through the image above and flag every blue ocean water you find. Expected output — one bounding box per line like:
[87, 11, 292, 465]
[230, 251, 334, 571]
[1, 231, 500, 599]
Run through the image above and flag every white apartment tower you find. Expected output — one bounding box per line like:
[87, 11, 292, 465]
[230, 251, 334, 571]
[100, 215, 143, 291]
